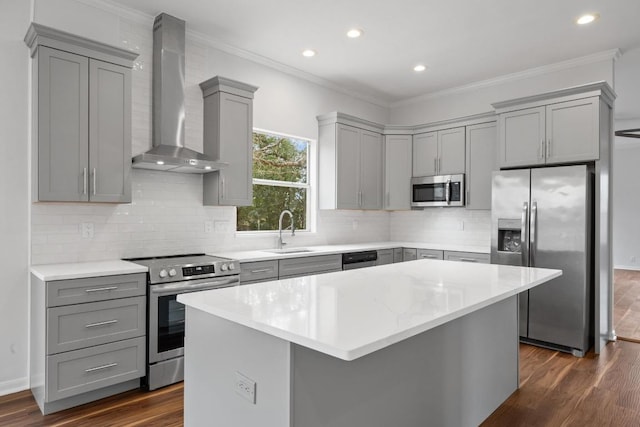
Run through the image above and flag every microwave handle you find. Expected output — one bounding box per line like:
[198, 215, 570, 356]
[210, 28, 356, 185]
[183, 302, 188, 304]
[445, 179, 451, 204]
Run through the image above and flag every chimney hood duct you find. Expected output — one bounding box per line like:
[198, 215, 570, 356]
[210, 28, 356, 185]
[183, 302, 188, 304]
[132, 13, 227, 173]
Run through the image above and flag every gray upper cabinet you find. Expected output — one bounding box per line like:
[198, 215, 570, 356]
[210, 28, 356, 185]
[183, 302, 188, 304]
[201, 77, 258, 206]
[26, 24, 137, 203]
[497, 107, 545, 168]
[318, 115, 383, 210]
[494, 83, 613, 169]
[545, 98, 599, 164]
[413, 127, 465, 177]
[465, 122, 497, 210]
[384, 134, 412, 210]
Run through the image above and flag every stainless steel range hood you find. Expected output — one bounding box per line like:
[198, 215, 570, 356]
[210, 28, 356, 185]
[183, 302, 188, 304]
[132, 13, 226, 173]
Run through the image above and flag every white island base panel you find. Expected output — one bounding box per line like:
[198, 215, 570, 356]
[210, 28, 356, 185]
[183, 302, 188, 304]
[184, 296, 518, 427]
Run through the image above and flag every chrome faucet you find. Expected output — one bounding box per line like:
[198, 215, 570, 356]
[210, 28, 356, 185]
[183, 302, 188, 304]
[277, 210, 295, 249]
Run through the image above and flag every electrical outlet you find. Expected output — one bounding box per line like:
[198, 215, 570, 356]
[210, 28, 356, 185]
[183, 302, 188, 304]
[81, 222, 94, 238]
[235, 372, 256, 404]
[204, 220, 214, 233]
[215, 220, 230, 232]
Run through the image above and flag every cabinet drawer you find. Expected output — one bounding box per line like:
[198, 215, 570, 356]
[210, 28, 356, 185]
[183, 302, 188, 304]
[46, 336, 145, 402]
[279, 255, 343, 279]
[46, 273, 146, 307]
[377, 249, 393, 266]
[417, 249, 444, 260]
[402, 248, 417, 261]
[443, 251, 490, 264]
[393, 248, 403, 263]
[239, 260, 279, 284]
[47, 296, 145, 355]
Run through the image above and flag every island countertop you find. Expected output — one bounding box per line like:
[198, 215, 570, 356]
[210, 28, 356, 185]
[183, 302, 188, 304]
[178, 259, 561, 361]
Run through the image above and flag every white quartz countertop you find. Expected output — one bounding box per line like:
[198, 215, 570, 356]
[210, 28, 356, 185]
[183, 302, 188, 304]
[31, 260, 148, 281]
[178, 259, 560, 361]
[213, 241, 489, 262]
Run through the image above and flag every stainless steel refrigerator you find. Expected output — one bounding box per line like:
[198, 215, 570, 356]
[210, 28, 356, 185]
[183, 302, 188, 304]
[490, 165, 593, 356]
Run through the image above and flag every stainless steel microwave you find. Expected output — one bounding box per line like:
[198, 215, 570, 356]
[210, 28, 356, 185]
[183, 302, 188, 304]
[411, 174, 465, 207]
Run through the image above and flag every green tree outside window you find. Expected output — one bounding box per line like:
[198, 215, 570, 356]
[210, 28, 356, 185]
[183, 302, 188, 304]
[237, 132, 310, 231]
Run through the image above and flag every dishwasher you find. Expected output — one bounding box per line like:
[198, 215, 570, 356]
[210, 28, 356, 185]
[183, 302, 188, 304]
[342, 250, 378, 270]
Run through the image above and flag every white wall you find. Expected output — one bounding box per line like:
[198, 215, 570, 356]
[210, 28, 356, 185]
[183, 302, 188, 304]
[612, 118, 640, 270]
[0, 0, 31, 395]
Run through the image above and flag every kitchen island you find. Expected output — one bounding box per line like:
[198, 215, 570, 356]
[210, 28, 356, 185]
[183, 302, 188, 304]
[178, 259, 561, 427]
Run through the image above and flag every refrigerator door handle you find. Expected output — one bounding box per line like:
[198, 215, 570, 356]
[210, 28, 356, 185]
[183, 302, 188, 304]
[445, 179, 451, 204]
[521, 202, 529, 266]
[530, 201, 538, 267]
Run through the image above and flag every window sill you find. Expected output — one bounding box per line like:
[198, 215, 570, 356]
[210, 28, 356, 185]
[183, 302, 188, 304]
[235, 230, 315, 238]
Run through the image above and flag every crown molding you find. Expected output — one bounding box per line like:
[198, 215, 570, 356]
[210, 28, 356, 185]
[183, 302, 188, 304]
[73, 0, 153, 25]
[391, 48, 622, 109]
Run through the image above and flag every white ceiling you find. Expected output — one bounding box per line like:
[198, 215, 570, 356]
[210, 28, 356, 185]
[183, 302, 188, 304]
[112, 0, 640, 105]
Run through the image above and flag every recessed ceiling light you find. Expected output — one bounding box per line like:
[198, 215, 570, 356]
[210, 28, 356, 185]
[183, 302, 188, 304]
[576, 13, 599, 25]
[156, 160, 165, 165]
[347, 29, 363, 38]
[204, 166, 212, 170]
[413, 64, 427, 72]
[302, 49, 316, 58]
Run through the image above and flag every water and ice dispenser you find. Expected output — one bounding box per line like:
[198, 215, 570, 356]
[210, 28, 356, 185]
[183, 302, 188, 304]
[496, 219, 522, 253]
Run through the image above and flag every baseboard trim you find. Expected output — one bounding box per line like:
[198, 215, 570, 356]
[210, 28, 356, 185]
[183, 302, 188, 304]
[614, 265, 640, 272]
[0, 377, 29, 397]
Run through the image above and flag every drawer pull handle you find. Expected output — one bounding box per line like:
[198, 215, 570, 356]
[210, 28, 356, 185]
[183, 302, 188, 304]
[85, 286, 118, 293]
[85, 362, 118, 373]
[421, 255, 437, 259]
[85, 319, 118, 328]
[250, 268, 273, 274]
[459, 258, 478, 262]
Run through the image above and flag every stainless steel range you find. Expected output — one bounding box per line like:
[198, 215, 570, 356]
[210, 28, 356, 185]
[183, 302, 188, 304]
[124, 253, 240, 390]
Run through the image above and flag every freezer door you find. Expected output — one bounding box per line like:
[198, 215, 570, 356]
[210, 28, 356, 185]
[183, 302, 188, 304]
[528, 165, 591, 352]
[490, 169, 531, 267]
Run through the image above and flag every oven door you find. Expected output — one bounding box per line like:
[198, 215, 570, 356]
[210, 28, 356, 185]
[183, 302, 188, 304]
[411, 174, 464, 207]
[148, 276, 239, 364]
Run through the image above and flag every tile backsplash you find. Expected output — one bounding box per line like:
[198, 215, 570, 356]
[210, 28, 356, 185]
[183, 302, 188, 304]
[31, 170, 392, 264]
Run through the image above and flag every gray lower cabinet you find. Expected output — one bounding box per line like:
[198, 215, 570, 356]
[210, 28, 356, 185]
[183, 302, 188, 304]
[443, 251, 490, 264]
[239, 260, 279, 284]
[402, 248, 417, 261]
[26, 25, 137, 203]
[31, 273, 146, 414]
[376, 249, 393, 266]
[393, 248, 403, 263]
[279, 255, 342, 279]
[417, 249, 444, 260]
[201, 77, 258, 206]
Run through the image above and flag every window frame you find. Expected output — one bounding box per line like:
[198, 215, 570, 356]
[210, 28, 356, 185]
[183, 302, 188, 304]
[236, 128, 316, 234]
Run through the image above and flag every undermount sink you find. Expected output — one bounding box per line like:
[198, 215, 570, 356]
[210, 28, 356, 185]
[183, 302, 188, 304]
[265, 248, 314, 254]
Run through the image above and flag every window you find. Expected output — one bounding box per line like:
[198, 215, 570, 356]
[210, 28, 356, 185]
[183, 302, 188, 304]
[237, 131, 311, 232]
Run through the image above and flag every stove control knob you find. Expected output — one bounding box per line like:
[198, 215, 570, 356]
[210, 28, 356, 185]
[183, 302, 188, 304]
[228, 263, 235, 271]
[159, 269, 168, 278]
[221, 263, 228, 271]
[169, 268, 177, 277]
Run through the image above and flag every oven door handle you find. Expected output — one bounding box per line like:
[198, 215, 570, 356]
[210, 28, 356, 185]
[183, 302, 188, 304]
[150, 277, 239, 295]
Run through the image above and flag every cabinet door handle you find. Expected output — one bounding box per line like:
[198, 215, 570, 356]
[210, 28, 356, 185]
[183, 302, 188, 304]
[459, 258, 478, 263]
[438, 158, 441, 174]
[466, 190, 470, 205]
[547, 139, 552, 158]
[85, 286, 118, 293]
[83, 168, 87, 195]
[85, 319, 118, 328]
[221, 177, 225, 199]
[85, 362, 118, 373]
[250, 268, 272, 274]
[540, 139, 545, 159]
[92, 168, 97, 195]
[434, 158, 437, 174]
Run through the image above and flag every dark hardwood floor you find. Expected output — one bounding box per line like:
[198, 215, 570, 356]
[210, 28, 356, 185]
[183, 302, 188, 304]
[3, 341, 640, 426]
[614, 269, 640, 341]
